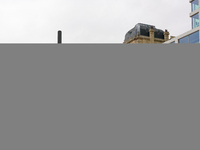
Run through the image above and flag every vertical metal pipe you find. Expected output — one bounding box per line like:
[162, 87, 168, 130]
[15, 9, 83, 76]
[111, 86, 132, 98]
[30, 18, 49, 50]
[58, 30, 62, 44]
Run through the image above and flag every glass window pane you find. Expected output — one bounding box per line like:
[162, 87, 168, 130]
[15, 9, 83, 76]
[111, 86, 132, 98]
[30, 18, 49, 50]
[192, 13, 199, 29]
[179, 36, 189, 43]
[171, 41, 175, 44]
[189, 31, 199, 43]
[192, 0, 199, 11]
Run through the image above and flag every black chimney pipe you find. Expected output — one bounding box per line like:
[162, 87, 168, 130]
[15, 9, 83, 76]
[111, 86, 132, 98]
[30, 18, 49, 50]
[58, 30, 62, 44]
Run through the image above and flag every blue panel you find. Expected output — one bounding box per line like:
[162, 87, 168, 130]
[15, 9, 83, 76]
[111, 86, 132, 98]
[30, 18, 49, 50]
[179, 36, 189, 43]
[178, 31, 199, 43]
[192, 13, 199, 29]
[189, 31, 199, 43]
[192, 0, 199, 11]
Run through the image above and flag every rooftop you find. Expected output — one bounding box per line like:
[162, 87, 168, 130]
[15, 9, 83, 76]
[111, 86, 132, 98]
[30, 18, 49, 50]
[124, 23, 165, 42]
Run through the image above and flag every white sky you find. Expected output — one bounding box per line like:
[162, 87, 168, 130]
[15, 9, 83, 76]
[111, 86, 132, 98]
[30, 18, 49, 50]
[0, 0, 191, 43]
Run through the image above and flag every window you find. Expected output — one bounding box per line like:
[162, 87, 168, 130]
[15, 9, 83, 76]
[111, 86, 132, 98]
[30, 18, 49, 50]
[170, 41, 175, 43]
[189, 31, 199, 43]
[178, 31, 199, 43]
[192, 0, 199, 12]
[179, 36, 189, 43]
[192, 13, 199, 29]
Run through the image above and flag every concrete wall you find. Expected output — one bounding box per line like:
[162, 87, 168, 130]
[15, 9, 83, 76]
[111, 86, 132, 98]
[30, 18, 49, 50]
[0, 44, 199, 150]
[125, 36, 165, 44]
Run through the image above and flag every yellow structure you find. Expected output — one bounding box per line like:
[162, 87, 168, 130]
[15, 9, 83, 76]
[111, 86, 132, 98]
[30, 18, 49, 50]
[123, 23, 170, 44]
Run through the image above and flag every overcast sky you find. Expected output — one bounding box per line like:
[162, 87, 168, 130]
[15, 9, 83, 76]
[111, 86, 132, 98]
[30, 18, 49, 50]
[0, 0, 191, 43]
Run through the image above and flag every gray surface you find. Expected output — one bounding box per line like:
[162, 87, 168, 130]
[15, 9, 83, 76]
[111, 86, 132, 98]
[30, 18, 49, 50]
[0, 44, 199, 150]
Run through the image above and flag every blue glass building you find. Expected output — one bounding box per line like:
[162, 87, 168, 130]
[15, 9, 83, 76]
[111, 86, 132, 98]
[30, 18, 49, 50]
[165, 0, 200, 43]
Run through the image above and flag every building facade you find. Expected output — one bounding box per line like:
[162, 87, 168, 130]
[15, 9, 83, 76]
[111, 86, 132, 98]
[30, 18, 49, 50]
[164, 0, 200, 43]
[123, 23, 170, 44]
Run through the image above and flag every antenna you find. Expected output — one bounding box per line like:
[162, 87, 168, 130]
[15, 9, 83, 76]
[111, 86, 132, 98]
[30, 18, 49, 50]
[58, 30, 62, 44]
